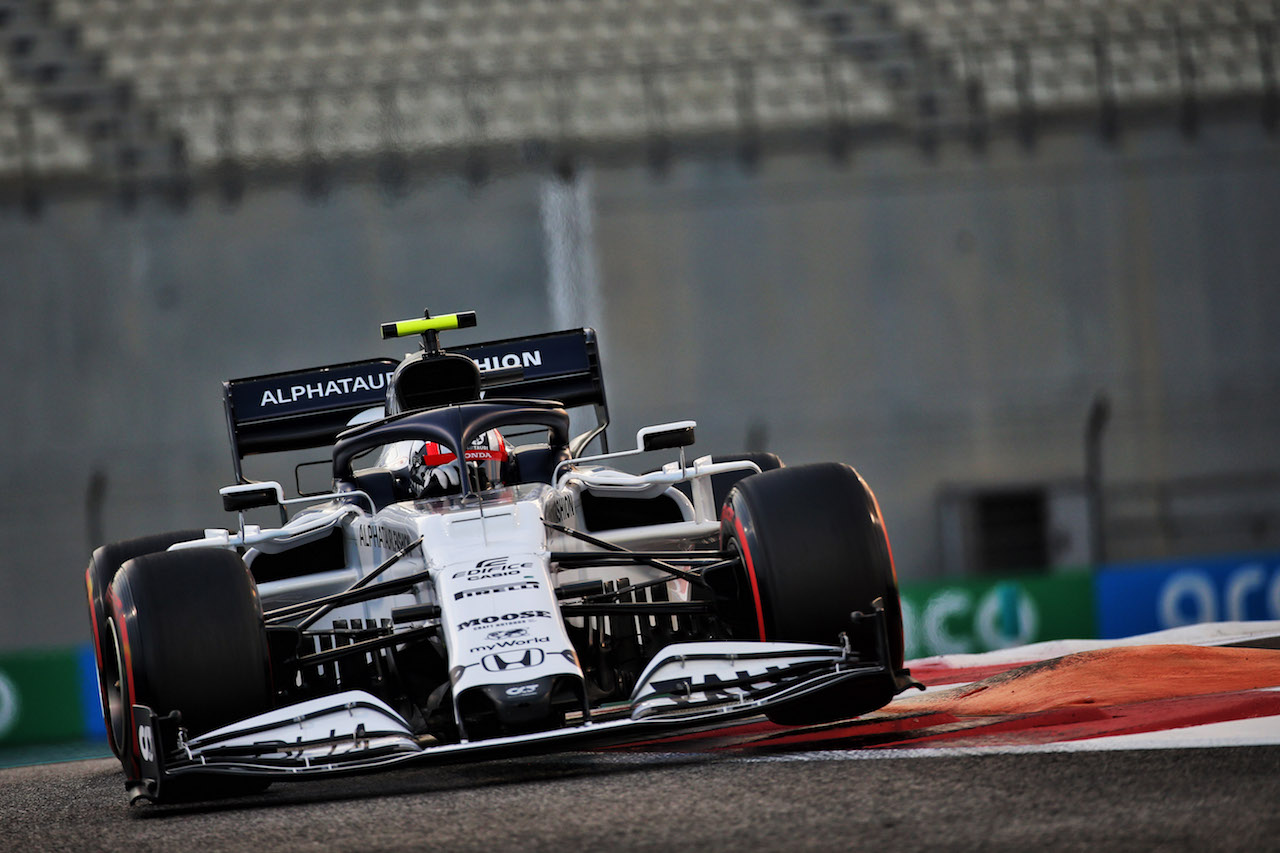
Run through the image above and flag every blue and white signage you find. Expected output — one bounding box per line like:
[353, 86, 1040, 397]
[1095, 553, 1280, 638]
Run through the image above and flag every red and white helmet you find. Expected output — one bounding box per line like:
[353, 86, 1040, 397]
[410, 429, 508, 496]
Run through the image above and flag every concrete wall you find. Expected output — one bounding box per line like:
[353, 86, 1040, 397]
[2, 119, 1278, 649]
[594, 123, 1280, 574]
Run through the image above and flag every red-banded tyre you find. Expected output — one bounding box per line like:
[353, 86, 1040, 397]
[104, 548, 273, 789]
[85, 530, 204, 757]
[717, 463, 905, 725]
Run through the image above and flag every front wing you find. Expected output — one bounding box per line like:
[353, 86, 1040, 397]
[129, 634, 914, 804]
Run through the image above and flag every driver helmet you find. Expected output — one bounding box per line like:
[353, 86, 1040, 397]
[407, 429, 508, 497]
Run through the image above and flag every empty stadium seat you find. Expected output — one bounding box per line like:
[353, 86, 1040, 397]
[40, 0, 894, 166]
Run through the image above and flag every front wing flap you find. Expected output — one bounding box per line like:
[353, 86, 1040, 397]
[134, 636, 907, 801]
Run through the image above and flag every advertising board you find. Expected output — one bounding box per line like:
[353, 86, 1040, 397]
[899, 572, 1096, 659]
[1095, 553, 1280, 638]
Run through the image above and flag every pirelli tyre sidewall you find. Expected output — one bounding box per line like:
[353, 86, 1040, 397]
[106, 548, 273, 783]
[85, 530, 205, 758]
[719, 463, 905, 724]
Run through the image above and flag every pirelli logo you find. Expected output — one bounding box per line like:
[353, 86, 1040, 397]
[453, 581, 540, 601]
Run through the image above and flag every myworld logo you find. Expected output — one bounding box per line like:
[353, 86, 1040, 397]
[0, 670, 19, 739]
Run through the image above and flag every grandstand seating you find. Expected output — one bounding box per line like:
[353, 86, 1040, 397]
[897, 0, 1277, 117]
[0, 44, 91, 176]
[64, 0, 900, 168]
[0, 0, 1273, 181]
[42, 0, 893, 167]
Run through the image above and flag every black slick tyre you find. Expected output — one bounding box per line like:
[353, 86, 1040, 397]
[718, 463, 905, 725]
[105, 548, 273, 791]
[84, 530, 204, 758]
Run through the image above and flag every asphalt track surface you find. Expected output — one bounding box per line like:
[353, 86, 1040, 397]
[8, 627, 1279, 851]
[4, 744, 1278, 852]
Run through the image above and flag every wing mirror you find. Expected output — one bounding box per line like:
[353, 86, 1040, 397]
[637, 422, 696, 452]
[221, 482, 285, 512]
[555, 420, 697, 484]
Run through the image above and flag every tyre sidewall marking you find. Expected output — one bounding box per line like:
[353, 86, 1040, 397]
[859, 470, 898, 586]
[724, 503, 767, 641]
[86, 569, 114, 737]
[86, 568, 105, 666]
[108, 587, 142, 777]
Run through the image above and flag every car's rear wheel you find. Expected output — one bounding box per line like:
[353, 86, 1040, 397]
[716, 463, 905, 724]
[106, 548, 273, 789]
[84, 530, 204, 757]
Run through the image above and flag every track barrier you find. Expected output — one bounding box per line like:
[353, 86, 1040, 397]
[0, 646, 102, 745]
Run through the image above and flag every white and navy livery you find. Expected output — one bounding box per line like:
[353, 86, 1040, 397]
[84, 310, 917, 804]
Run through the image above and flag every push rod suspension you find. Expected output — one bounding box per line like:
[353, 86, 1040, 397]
[295, 625, 436, 668]
[560, 601, 714, 618]
[543, 522, 710, 588]
[264, 568, 432, 625]
[549, 550, 732, 564]
[271, 536, 424, 630]
[574, 557, 742, 603]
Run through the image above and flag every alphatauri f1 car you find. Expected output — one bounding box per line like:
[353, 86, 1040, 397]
[85, 311, 916, 804]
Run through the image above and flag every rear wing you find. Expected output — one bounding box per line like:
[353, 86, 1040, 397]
[459, 328, 611, 454]
[222, 328, 608, 482]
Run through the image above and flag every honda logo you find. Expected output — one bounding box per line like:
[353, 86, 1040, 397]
[482, 648, 545, 672]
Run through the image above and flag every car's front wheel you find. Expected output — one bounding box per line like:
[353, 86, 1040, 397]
[716, 463, 905, 724]
[106, 548, 274, 793]
[85, 530, 204, 757]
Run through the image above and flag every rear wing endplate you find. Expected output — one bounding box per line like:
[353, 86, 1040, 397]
[223, 328, 608, 482]
[456, 328, 609, 438]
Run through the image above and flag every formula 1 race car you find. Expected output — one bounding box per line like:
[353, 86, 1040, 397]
[84, 310, 916, 804]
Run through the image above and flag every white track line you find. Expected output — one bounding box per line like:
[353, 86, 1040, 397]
[907, 621, 1280, 672]
[722, 718, 1280, 762]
